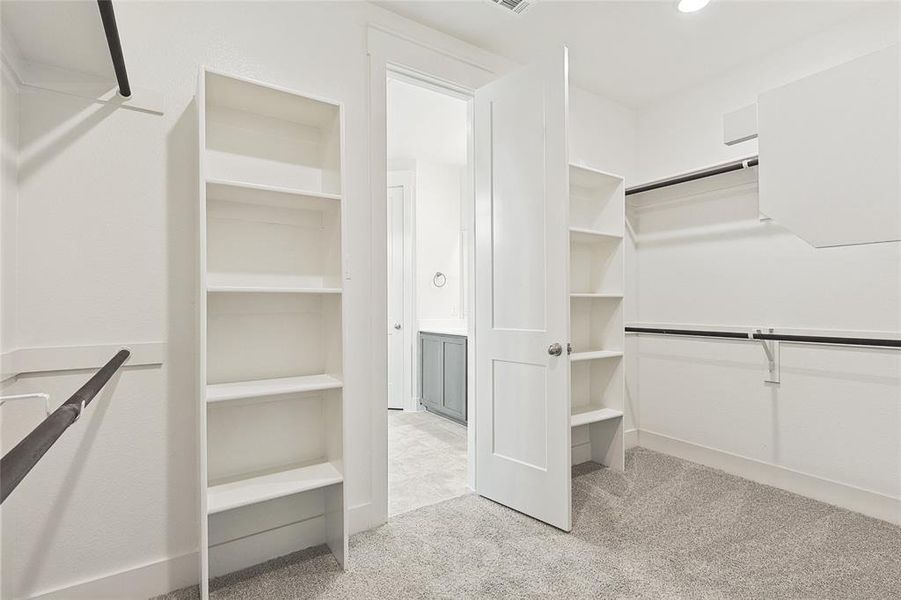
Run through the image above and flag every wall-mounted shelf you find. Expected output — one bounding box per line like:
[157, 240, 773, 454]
[570, 407, 623, 428]
[198, 67, 346, 593]
[568, 163, 625, 472]
[207, 460, 343, 514]
[206, 374, 343, 404]
[570, 293, 623, 299]
[570, 350, 623, 362]
[207, 273, 342, 295]
[569, 227, 623, 243]
[207, 178, 341, 204]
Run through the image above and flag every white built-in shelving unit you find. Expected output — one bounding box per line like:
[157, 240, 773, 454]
[568, 164, 625, 471]
[197, 68, 346, 596]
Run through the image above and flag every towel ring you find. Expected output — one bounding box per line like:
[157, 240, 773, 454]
[433, 272, 447, 288]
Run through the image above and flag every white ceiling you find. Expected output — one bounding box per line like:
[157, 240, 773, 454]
[2, 0, 113, 78]
[375, 0, 873, 108]
[388, 78, 468, 166]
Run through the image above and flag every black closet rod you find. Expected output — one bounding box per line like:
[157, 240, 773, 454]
[0, 349, 130, 504]
[97, 0, 131, 98]
[625, 156, 759, 196]
[626, 326, 901, 349]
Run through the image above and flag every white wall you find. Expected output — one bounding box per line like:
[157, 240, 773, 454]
[631, 3, 901, 522]
[414, 160, 464, 328]
[1, 53, 17, 363]
[0, 2, 637, 598]
[634, 2, 900, 183]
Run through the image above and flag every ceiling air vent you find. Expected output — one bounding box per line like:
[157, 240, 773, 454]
[487, 0, 535, 16]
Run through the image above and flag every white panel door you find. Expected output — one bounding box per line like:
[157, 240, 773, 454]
[474, 48, 571, 531]
[387, 184, 406, 410]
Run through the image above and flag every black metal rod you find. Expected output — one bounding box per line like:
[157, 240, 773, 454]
[626, 326, 901, 349]
[97, 0, 131, 97]
[0, 349, 130, 504]
[625, 157, 759, 196]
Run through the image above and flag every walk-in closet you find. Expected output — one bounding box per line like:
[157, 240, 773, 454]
[0, 2, 898, 599]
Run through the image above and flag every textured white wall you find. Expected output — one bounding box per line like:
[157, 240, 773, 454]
[632, 3, 901, 513]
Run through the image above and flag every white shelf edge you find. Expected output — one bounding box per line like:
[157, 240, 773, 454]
[570, 350, 624, 362]
[570, 293, 624, 299]
[206, 177, 341, 202]
[207, 284, 343, 294]
[206, 274, 342, 295]
[207, 461, 343, 514]
[568, 162, 624, 182]
[569, 227, 623, 240]
[207, 374, 343, 403]
[570, 407, 623, 428]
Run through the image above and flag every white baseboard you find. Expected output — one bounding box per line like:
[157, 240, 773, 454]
[347, 502, 373, 535]
[209, 517, 325, 578]
[29, 504, 370, 599]
[637, 429, 901, 526]
[624, 428, 639, 449]
[31, 551, 197, 600]
[571, 441, 591, 465]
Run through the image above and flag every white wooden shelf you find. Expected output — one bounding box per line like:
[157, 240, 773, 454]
[206, 374, 343, 404]
[570, 350, 623, 362]
[569, 163, 623, 188]
[569, 227, 622, 243]
[207, 273, 342, 294]
[207, 461, 343, 514]
[206, 178, 341, 204]
[570, 293, 623, 299]
[570, 407, 623, 428]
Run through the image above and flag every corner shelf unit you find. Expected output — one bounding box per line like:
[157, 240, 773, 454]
[568, 164, 625, 472]
[197, 68, 347, 595]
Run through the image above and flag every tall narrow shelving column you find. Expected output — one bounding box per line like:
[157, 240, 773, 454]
[568, 164, 625, 472]
[197, 68, 347, 596]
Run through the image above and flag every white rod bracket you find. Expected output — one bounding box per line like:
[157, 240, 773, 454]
[0, 393, 52, 416]
[753, 328, 780, 384]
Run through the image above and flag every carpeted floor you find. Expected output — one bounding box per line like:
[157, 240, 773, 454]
[157, 448, 901, 599]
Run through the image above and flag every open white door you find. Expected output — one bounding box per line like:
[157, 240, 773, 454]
[474, 48, 571, 531]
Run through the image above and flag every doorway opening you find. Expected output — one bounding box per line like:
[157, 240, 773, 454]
[386, 73, 473, 517]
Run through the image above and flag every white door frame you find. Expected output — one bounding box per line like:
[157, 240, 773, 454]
[367, 24, 515, 530]
[387, 170, 417, 411]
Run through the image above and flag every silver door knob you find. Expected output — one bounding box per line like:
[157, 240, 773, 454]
[394, 323, 402, 330]
[548, 343, 563, 356]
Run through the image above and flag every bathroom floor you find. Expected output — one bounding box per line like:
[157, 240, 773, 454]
[388, 409, 468, 516]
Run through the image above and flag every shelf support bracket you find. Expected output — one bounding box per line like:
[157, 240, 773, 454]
[752, 328, 780, 384]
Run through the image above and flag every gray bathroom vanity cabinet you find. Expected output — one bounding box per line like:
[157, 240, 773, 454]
[419, 332, 467, 424]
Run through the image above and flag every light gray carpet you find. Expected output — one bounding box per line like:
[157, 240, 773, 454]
[388, 409, 468, 516]
[157, 448, 901, 599]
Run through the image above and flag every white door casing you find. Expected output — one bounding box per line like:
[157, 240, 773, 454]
[387, 173, 416, 411]
[474, 48, 572, 531]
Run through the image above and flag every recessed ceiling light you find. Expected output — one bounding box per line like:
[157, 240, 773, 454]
[677, 0, 711, 13]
